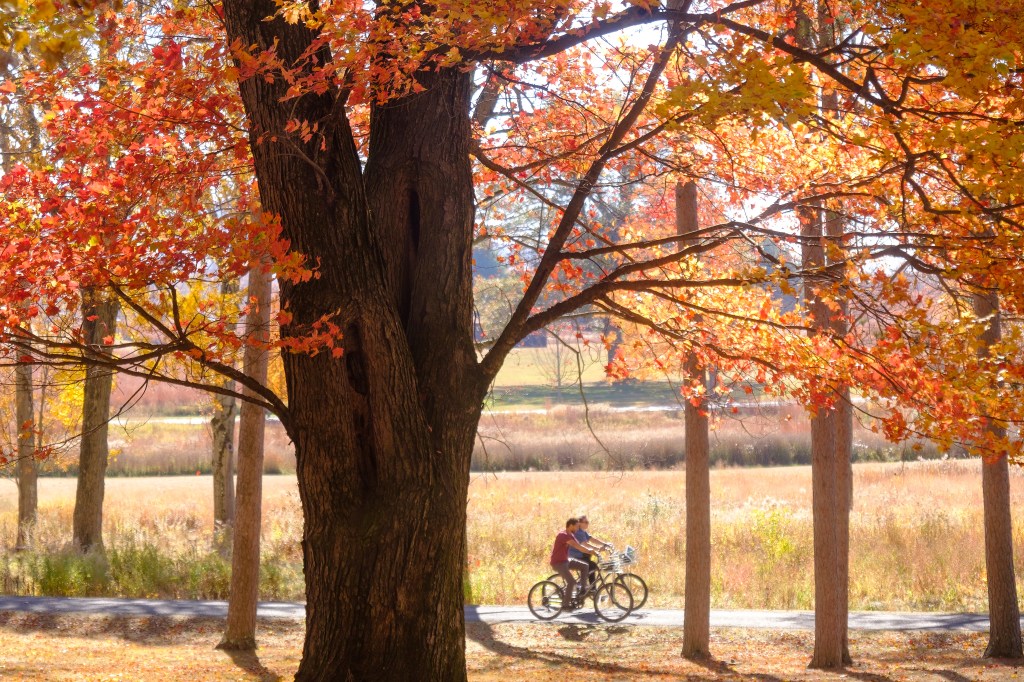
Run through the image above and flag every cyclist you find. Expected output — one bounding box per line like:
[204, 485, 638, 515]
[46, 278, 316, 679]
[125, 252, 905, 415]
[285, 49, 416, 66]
[570, 515, 612, 588]
[549, 517, 598, 608]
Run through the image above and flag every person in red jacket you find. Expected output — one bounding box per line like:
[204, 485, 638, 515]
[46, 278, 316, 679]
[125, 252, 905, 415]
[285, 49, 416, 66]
[549, 517, 600, 608]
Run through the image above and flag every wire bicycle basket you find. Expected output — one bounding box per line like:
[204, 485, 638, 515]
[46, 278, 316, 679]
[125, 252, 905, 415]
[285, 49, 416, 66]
[619, 545, 638, 566]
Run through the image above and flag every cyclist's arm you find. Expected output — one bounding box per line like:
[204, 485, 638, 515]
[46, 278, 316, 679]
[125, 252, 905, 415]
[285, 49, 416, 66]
[567, 537, 590, 553]
[588, 535, 611, 550]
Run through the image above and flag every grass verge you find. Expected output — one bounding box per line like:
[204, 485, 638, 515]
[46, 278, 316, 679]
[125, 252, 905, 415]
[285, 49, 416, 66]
[0, 613, 1019, 681]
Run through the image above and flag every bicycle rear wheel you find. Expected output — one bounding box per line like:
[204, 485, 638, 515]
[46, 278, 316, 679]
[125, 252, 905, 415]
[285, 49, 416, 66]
[528, 580, 565, 621]
[594, 582, 633, 622]
[615, 572, 648, 609]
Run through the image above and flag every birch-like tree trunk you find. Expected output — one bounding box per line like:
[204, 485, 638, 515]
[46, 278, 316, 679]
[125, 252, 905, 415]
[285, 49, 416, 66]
[219, 264, 271, 650]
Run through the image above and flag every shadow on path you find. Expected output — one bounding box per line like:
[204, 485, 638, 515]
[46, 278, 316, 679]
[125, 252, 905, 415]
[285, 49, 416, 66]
[466, 618, 789, 680]
[467, 618, 685, 678]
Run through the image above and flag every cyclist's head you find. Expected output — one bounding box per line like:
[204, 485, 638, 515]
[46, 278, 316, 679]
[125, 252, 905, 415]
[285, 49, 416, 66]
[578, 515, 589, 525]
[565, 517, 579, 529]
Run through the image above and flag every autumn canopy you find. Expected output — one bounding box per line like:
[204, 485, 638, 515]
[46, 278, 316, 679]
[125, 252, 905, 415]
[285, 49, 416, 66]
[0, 0, 1022, 678]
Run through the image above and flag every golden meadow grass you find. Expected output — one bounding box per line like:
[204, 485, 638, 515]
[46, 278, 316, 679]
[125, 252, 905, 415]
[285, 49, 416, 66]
[82, 404, 934, 476]
[1, 461, 1021, 611]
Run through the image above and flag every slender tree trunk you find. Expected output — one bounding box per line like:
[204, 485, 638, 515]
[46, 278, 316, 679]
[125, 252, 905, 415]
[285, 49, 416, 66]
[14, 350, 37, 550]
[219, 265, 271, 650]
[677, 180, 711, 659]
[221, 6, 484, 677]
[72, 288, 118, 553]
[973, 287, 1022, 659]
[212, 279, 239, 556]
[800, 206, 845, 669]
[211, 389, 237, 555]
[823, 205, 853, 665]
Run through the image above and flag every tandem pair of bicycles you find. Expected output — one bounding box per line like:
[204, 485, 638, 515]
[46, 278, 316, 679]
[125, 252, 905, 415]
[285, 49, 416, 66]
[526, 545, 647, 622]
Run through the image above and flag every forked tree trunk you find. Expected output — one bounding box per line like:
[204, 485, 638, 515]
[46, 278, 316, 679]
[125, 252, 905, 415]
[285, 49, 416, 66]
[72, 288, 119, 553]
[800, 206, 846, 669]
[15, 351, 37, 550]
[221, 6, 484, 677]
[973, 287, 1022, 659]
[677, 180, 711, 659]
[219, 265, 271, 650]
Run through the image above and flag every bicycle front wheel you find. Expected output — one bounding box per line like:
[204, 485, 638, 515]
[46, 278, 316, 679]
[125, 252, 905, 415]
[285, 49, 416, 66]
[528, 580, 565, 621]
[594, 582, 633, 622]
[615, 572, 648, 609]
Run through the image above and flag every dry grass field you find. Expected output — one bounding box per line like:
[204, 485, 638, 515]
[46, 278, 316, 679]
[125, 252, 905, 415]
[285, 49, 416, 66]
[80, 402, 935, 476]
[1, 461, 1022, 613]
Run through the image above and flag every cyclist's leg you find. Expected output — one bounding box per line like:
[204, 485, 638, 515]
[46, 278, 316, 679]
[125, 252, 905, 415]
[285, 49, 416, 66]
[551, 562, 577, 605]
[569, 558, 590, 594]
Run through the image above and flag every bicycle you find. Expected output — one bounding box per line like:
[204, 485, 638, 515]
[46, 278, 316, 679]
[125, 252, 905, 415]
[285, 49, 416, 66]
[527, 567, 634, 622]
[547, 545, 648, 610]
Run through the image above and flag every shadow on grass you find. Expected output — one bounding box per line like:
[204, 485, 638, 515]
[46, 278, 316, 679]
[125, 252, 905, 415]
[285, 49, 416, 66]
[841, 670, 897, 682]
[687, 656, 784, 682]
[930, 671, 973, 682]
[466, 619, 787, 680]
[220, 648, 282, 682]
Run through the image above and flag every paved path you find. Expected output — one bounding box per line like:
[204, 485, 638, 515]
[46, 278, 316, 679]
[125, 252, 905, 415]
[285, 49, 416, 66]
[0, 596, 1006, 632]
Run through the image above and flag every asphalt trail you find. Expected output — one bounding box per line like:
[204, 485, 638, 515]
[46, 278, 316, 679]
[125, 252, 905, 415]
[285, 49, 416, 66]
[0, 596, 1004, 631]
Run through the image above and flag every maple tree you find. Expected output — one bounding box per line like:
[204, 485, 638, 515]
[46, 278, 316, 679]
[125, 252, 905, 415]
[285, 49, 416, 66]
[1, 0, 1023, 678]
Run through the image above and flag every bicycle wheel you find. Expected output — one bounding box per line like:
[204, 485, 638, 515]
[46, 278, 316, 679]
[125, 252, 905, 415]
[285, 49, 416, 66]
[594, 582, 633, 622]
[527, 580, 565, 621]
[615, 572, 648, 609]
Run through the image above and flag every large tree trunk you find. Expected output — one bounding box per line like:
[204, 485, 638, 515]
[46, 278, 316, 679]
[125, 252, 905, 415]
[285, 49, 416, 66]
[14, 350, 37, 550]
[219, 265, 271, 650]
[973, 287, 1022, 659]
[800, 206, 846, 669]
[72, 288, 119, 553]
[677, 180, 711, 660]
[221, 5, 484, 678]
[212, 279, 239, 556]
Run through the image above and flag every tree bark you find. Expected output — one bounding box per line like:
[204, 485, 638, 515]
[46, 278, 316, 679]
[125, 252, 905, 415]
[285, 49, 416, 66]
[220, 5, 485, 677]
[14, 349, 37, 550]
[823, 205, 853, 665]
[219, 265, 271, 650]
[211, 388, 237, 555]
[800, 206, 846, 669]
[677, 180, 711, 660]
[212, 279, 239, 556]
[72, 287, 119, 553]
[973, 287, 1022, 659]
